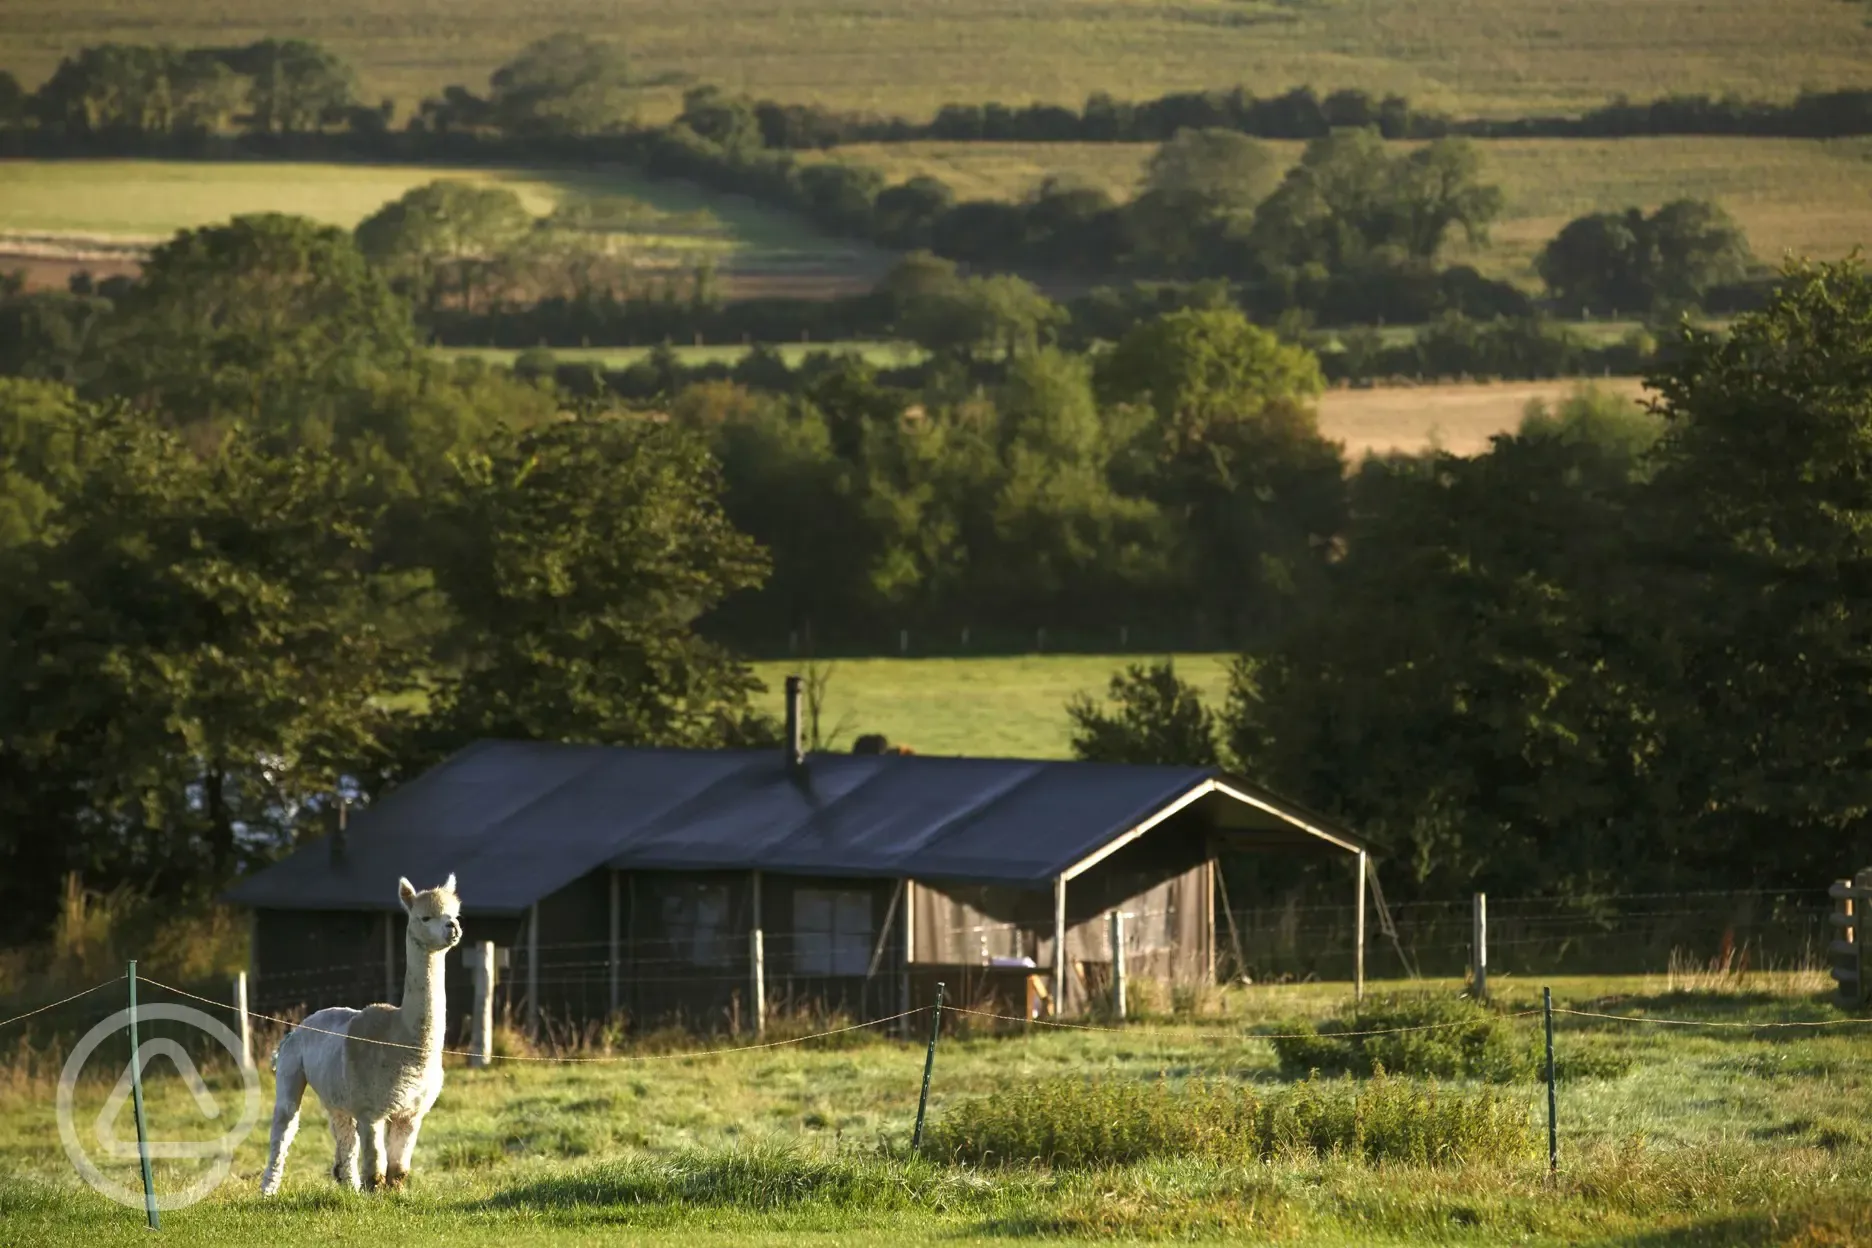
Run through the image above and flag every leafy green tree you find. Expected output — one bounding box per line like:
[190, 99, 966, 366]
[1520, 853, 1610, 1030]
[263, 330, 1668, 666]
[1644, 259, 1872, 882]
[1127, 128, 1278, 269]
[226, 39, 357, 133]
[678, 86, 763, 155]
[1248, 130, 1502, 274]
[899, 273, 1067, 362]
[0, 70, 24, 127]
[0, 405, 412, 926]
[1068, 660, 1219, 765]
[1228, 428, 1659, 895]
[95, 214, 419, 444]
[490, 33, 642, 135]
[422, 414, 771, 749]
[0, 379, 88, 552]
[1537, 200, 1751, 315]
[355, 180, 534, 313]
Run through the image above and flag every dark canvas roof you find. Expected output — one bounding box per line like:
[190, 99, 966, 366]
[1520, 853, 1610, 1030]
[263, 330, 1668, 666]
[224, 741, 1360, 915]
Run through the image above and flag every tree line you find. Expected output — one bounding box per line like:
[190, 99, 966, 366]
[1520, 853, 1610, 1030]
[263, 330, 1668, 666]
[7, 35, 1872, 147]
[1069, 259, 1872, 902]
[1, 206, 1864, 932]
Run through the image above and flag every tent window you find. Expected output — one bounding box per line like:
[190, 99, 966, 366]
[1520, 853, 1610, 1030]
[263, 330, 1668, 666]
[661, 883, 734, 967]
[794, 889, 873, 976]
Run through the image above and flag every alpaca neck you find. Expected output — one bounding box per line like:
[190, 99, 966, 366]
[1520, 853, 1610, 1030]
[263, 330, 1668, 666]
[395, 933, 448, 1050]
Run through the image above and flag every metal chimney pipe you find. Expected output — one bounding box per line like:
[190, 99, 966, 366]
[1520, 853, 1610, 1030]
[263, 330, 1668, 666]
[784, 674, 804, 771]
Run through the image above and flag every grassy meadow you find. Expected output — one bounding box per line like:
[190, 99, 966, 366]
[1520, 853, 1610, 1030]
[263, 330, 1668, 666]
[4, 974, 1870, 1245]
[748, 655, 1238, 759]
[6, 0, 1872, 121]
[824, 137, 1872, 288]
[0, 160, 887, 294]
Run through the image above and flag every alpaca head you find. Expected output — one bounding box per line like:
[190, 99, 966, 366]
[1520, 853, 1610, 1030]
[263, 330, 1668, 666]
[398, 874, 462, 953]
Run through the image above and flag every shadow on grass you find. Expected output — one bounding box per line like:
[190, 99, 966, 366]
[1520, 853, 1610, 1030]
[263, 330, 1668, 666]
[1597, 1203, 1872, 1246]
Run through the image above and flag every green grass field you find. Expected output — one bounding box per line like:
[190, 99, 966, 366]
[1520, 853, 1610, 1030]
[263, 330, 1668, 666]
[5, 0, 1872, 121]
[5, 974, 1869, 1246]
[749, 655, 1237, 760]
[825, 137, 1872, 288]
[0, 160, 886, 294]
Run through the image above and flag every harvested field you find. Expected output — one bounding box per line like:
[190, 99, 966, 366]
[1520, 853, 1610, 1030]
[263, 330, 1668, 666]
[5, 0, 1871, 121]
[0, 160, 886, 296]
[1319, 379, 1652, 459]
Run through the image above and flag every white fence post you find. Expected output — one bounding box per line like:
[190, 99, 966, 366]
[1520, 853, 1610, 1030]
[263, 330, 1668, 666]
[233, 971, 254, 1072]
[470, 941, 495, 1068]
[1472, 892, 1489, 1002]
[1108, 910, 1127, 1020]
[1832, 871, 1870, 1008]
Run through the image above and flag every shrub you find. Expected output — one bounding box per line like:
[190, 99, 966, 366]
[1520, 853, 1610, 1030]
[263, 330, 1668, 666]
[1270, 993, 1632, 1082]
[922, 1073, 1529, 1168]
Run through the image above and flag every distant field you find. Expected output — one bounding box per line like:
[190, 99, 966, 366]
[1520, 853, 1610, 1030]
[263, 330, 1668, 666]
[0, 159, 886, 295]
[447, 343, 926, 369]
[1320, 379, 1652, 459]
[827, 137, 1872, 287]
[749, 654, 1237, 759]
[4, 0, 1871, 122]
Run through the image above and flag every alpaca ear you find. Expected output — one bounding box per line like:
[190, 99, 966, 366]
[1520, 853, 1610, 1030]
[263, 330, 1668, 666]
[443, 873, 457, 894]
[397, 877, 416, 910]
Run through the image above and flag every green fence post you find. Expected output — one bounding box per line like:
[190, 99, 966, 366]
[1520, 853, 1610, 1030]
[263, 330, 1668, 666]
[1544, 985, 1558, 1179]
[910, 981, 945, 1153]
[128, 961, 159, 1229]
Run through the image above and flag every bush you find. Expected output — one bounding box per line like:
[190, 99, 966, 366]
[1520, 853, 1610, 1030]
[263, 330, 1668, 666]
[922, 1073, 1529, 1168]
[1270, 994, 1633, 1083]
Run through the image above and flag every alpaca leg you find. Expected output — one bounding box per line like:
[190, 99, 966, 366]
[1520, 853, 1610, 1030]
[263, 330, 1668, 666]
[327, 1110, 360, 1189]
[384, 1113, 423, 1190]
[258, 1040, 307, 1196]
[358, 1118, 388, 1192]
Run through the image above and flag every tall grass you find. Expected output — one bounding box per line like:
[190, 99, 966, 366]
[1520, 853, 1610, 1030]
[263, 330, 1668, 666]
[1270, 993, 1633, 1082]
[922, 1073, 1530, 1168]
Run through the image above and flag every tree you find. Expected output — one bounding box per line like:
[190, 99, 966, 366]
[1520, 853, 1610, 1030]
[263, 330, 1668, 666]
[1248, 130, 1502, 275]
[1128, 128, 1278, 269]
[898, 273, 1067, 362]
[1537, 200, 1751, 314]
[226, 39, 357, 134]
[95, 214, 419, 444]
[1099, 308, 1342, 641]
[490, 33, 642, 135]
[1069, 660, 1220, 765]
[0, 405, 412, 930]
[678, 86, 763, 155]
[1644, 259, 1872, 883]
[1097, 307, 1324, 454]
[355, 180, 534, 313]
[421, 414, 772, 750]
[0, 70, 23, 128]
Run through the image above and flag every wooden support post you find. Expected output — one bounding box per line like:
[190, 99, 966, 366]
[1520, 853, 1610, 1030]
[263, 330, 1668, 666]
[470, 940, 495, 1068]
[901, 878, 916, 1038]
[1204, 857, 1217, 984]
[750, 928, 766, 1035]
[1832, 871, 1871, 1008]
[1108, 910, 1126, 1020]
[1472, 892, 1489, 1002]
[234, 971, 254, 1072]
[608, 870, 621, 1017]
[1053, 875, 1068, 1018]
[1354, 850, 1368, 1005]
[749, 869, 765, 1034]
[525, 902, 540, 1040]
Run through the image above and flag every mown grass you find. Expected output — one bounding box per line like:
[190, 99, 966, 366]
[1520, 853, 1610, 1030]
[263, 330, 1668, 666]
[2, 975, 1868, 1245]
[826, 136, 1872, 288]
[747, 654, 1237, 759]
[6, 0, 1872, 120]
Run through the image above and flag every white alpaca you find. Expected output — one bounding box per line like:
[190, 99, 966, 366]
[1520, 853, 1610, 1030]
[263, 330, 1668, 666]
[260, 875, 461, 1194]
